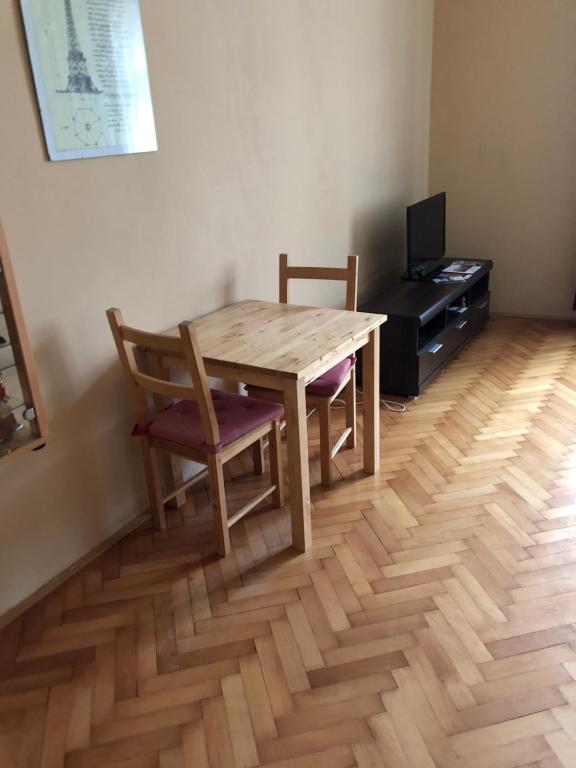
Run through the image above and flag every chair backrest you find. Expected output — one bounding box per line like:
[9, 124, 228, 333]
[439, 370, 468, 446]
[279, 253, 359, 311]
[106, 308, 220, 449]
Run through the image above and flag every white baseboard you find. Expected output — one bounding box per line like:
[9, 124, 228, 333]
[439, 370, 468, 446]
[0, 511, 151, 632]
[491, 311, 576, 323]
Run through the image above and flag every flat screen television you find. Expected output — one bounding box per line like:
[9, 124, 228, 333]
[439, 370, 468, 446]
[404, 192, 446, 279]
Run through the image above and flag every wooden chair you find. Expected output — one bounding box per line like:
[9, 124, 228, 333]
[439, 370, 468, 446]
[106, 309, 284, 556]
[247, 253, 359, 487]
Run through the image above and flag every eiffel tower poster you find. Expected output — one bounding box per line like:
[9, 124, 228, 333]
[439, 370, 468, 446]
[20, 0, 157, 160]
[59, 0, 101, 94]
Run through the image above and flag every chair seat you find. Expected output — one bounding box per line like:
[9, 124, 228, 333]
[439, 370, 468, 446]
[306, 355, 355, 397]
[144, 390, 284, 453]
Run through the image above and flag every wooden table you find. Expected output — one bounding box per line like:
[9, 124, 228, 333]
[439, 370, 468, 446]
[157, 300, 386, 551]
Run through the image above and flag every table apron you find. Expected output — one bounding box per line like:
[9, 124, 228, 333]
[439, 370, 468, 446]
[205, 364, 291, 391]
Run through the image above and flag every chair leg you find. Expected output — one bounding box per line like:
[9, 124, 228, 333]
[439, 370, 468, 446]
[141, 443, 166, 530]
[269, 420, 284, 507]
[208, 454, 230, 556]
[318, 399, 333, 488]
[344, 373, 357, 449]
[251, 439, 265, 476]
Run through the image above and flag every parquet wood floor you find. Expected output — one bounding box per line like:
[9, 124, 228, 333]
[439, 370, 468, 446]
[2, 317, 576, 767]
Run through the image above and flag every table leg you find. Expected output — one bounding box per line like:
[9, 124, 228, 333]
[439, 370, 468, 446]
[363, 328, 380, 474]
[283, 378, 311, 551]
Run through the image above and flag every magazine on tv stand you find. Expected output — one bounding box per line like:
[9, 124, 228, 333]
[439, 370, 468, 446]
[432, 260, 482, 284]
[441, 260, 482, 276]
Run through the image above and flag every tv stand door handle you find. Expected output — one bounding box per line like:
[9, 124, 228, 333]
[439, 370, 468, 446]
[429, 343, 443, 354]
[456, 320, 468, 330]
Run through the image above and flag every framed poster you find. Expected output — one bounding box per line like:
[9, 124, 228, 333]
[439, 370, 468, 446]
[20, 0, 158, 161]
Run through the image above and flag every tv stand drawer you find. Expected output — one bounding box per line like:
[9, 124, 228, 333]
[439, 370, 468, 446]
[418, 321, 470, 385]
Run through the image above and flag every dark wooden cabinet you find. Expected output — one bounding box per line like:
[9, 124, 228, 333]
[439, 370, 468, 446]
[0, 218, 49, 462]
[358, 260, 493, 397]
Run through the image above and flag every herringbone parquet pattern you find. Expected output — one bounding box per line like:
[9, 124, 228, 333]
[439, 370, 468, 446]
[2, 317, 576, 768]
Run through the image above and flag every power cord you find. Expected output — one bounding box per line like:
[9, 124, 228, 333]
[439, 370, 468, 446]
[261, 393, 407, 449]
[331, 394, 407, 413]
[379, 398, 407, 413]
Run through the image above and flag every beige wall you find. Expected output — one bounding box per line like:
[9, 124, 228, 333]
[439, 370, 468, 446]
[0, 0, 433, 616]
[430, 0, 576, 318]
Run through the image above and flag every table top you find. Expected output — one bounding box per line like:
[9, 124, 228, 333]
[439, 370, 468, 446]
[168, 299, 386, 381]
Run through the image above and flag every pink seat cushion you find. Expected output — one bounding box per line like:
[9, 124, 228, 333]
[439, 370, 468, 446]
[146, 390, 283, 453]
[306, 355, 355, 397]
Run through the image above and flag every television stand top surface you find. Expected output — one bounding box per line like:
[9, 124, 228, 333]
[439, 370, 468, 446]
[361, 258, 493, 325]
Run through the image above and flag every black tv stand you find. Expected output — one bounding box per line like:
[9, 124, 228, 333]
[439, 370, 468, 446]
[359, 259, 493, 397]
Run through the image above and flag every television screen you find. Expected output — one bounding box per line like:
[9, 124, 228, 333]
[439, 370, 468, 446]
[407, 192, 446, 264]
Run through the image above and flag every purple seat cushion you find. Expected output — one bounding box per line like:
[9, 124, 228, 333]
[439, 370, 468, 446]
[147, 390, 283, 453]
[306, 355, 355, 397]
